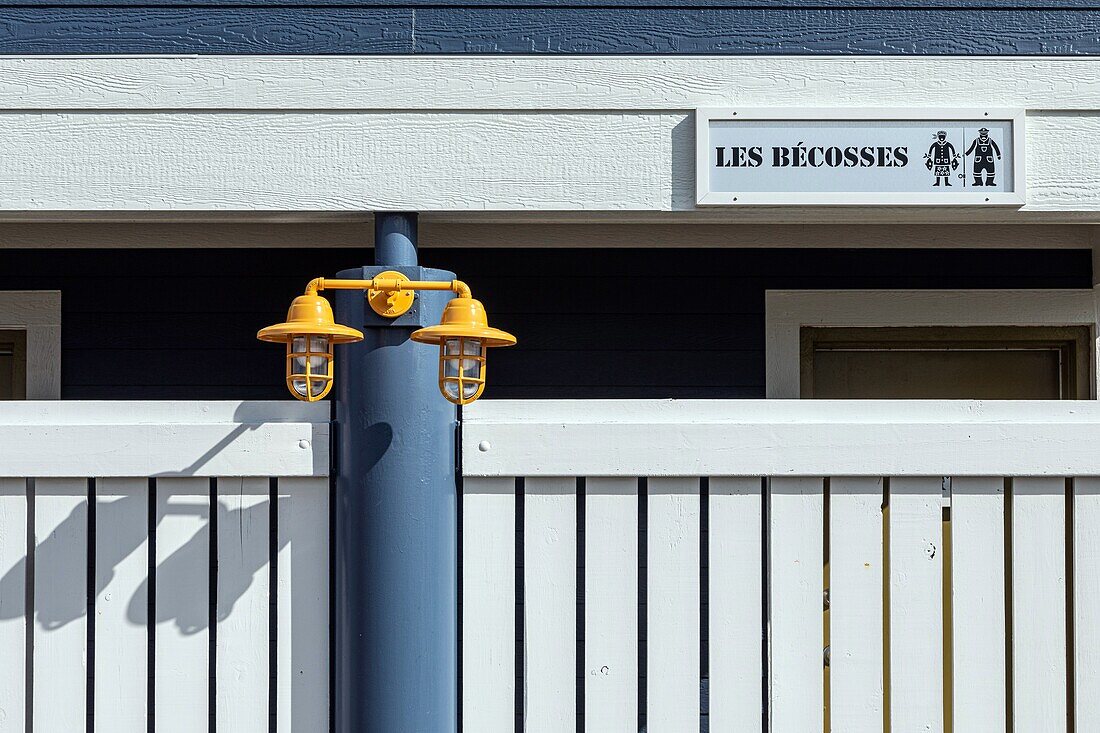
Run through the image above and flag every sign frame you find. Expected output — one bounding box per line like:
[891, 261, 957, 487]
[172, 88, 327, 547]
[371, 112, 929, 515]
[695, 108, 1026, 207]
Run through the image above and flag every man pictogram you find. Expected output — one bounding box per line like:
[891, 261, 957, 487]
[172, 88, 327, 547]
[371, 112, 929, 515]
[924, 131, 958, 187]
[965, 128, 1002, 186]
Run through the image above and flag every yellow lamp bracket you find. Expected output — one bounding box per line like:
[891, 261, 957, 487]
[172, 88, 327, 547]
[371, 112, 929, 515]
[261, 271, 514, 404]
[305, 271, 473, 319]
[366, 271, 416, 318]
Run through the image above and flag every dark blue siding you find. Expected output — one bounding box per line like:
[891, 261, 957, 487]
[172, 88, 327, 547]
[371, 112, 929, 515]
[0, 5, 1098, 54]
[0, 247, 1087, 401]
[11, 2, 1100, 7]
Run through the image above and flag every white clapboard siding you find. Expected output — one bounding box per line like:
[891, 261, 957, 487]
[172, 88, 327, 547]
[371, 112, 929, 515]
[155, 477, 211, 733]
[461, 476, 516, 733]
[0, 478, 27, 732]
[523, 477, 576, 732]
[768, 477, 824, 733]
[646, 477, 700, 733]
[829, 477, 884, 733]
[1012, 477, 1068, 733]
[216, 478, 270, 733]
[889, 477, 944, 733]
[708, 477, 763, 733]
[94, 478, 149, 733]
[584, 477, 638, 733]
[1075, 478, 1100, 732]
[951, 477, 1007, 733]
[33, 477, 89, 733]
[277, 476, 330, 733]
[0, 109, 1094, 218]
[9, 58, 1100, 111]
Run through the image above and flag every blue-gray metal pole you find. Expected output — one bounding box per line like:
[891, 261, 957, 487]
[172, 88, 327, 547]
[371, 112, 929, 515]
[374, 211, 418, 267]
[334, 212, 458, 732]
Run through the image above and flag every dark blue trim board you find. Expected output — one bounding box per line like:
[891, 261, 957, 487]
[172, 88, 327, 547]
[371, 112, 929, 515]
[0, 8, 1098, 55]
[8, 1, 1100, 7]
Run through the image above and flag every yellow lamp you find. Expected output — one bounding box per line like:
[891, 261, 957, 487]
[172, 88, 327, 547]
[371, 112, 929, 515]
[257, 294, 364, 401]
[411, 297, 516, 405]
[259, 275, 514, 404]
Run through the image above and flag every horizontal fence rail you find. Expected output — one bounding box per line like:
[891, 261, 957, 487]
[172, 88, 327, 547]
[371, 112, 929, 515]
[0, 401, 331, 733]
[463, 399, 1100, 477]
[0, 401, 328, 478]
[460, 400, 1100, 732]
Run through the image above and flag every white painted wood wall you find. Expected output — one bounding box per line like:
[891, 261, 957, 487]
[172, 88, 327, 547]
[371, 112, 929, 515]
[2, 57, 1100, 220]
[461, 400, 1100, 732]
[0, 401, 330, 732]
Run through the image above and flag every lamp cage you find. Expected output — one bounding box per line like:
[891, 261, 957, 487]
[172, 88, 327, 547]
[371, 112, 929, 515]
[439, 336, 487, 405]
[286, 335, 335, 401]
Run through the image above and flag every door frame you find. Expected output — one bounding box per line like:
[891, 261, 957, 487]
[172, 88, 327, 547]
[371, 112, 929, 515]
[765, 288, 1100, 398]
[0, 291, 61, 399]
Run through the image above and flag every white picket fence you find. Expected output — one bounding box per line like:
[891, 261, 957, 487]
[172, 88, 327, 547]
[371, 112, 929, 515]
[0, 401, 330, 733]
[461, 399, 1100, 732]
[8, 398, 1100, 732]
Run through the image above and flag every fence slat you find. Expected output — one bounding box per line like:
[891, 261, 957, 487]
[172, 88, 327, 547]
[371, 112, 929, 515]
[647, 477, 700, 732]
[277, 476, 330, 733]
[1075, 477, 1100, 732]
[155, 477, 210, 733]
[889, 476, 944, 733]
[216, 478, 270, 733]
[708, 477, 763, 733]
[524, 477, 576, 732]
[33, 477, 88, 733]
[585, 476, 638, 732]
[0, 478, 27, 732]
[1012, 477, 1067, 733]
[462, 476, 516, 733]
[830, 476, 884, 733]
[952, 477, 1006, 733]
[94, 478, 149, 733]
[769, 477, 824, 733]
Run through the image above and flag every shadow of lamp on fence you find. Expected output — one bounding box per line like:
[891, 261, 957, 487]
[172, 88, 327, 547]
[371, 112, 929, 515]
[0, 489, 271, 635]
[258, 270, 516, 404]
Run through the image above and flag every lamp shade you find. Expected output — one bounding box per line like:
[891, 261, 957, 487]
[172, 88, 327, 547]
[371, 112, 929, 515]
[410, 297, 516, 347]
[257, 294, 364, 344]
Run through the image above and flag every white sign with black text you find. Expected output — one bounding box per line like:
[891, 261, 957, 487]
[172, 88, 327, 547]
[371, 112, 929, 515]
[696, 109, 1025, 206]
